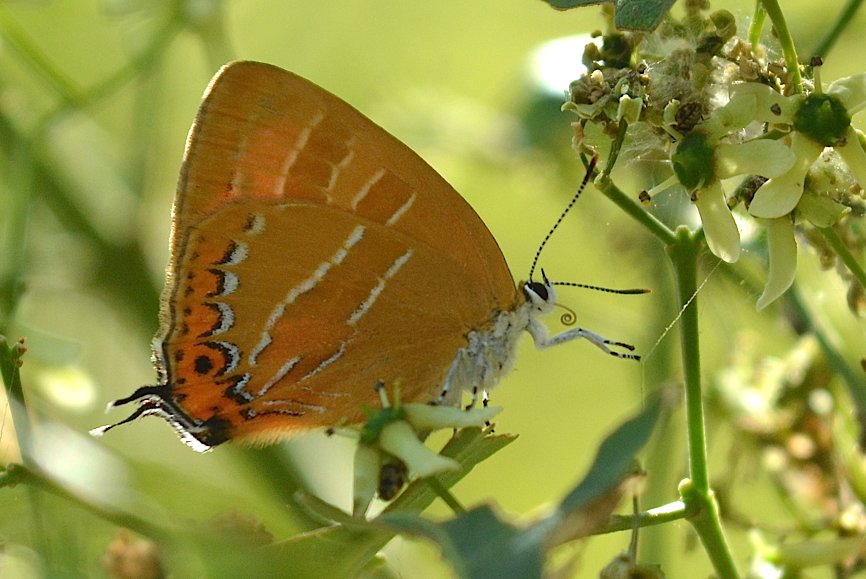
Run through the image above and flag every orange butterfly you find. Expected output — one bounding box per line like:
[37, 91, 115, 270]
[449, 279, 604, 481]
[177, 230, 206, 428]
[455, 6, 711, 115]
[94, 61, 639, 451]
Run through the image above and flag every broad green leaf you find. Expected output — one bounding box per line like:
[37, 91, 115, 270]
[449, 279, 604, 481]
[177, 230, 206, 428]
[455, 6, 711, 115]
[377, 398, 663, 578]
[540, 0, 675, 31]
[614, 0, 676, 31]
[260, 428, 515, 577]
[543, 0, 606, 8]
[384, 506, 543, 579]
[558, 395, 661, 514]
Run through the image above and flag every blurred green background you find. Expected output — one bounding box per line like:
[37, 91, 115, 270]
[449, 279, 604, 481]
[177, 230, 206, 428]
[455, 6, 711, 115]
[2, 0, 866, 577]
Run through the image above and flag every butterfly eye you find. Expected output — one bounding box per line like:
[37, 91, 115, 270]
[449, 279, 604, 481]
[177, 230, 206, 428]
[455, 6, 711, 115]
[523, 281, 549, 303]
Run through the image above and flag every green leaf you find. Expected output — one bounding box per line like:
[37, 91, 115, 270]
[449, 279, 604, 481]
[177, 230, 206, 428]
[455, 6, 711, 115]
[540, 0, 675, 32]
[259, 428, 515, 577]
[558, 395, 661, 515]
[376, 398, 664, 578]
[542, 0, 607, 9]
[613, 0, 676, 31]
[383, 506, 543, 579]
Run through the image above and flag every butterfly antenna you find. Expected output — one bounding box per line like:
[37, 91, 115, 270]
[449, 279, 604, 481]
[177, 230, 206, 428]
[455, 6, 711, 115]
[528, 154, 599, 282]
[553, 281, 651, 295]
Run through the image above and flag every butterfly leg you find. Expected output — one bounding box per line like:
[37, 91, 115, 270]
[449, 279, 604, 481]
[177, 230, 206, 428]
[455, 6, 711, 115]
[435, 348, 470, 406]
[373, 379, 389, 407]
[481, 390, 494, 431]
[527, 318, 640, 361]
[465, 386, 491, 408]
[465, 385, 479, 410]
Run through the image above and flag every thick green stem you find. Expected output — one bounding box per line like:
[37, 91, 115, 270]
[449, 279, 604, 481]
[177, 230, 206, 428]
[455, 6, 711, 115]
[760, 0, 804, 93]
[679, 479, 740, 579]
[594, 172, 677, 246]
[0, 137, 32, 330]
[748, 1, 767, 48]
[599, 500, 693, 534]
[666, 228, 739, 578]
[667, 229, 708, 493]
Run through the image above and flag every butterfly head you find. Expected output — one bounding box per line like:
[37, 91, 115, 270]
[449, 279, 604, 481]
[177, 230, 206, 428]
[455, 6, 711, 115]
[521, 269, 557, 315]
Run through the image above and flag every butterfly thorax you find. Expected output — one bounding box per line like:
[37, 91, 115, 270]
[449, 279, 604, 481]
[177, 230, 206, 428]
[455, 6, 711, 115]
[439, 281, 551, 406]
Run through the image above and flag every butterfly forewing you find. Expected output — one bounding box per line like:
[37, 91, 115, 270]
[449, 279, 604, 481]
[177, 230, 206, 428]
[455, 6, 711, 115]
[155, 61, 518, 443]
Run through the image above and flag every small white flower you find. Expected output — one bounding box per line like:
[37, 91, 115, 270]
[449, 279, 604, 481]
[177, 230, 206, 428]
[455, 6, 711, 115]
[669, 89, 795, 262]
[756, 216, 797, 311]
[749, 132, 824, 218]
[349, 384, 502, 516]
[750, 73, 866, 219]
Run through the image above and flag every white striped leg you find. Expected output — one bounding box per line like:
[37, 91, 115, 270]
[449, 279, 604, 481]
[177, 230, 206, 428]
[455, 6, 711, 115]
[466, 385, 486, 410]
[528, 319, 640, 361]
[435, 350, 465, 406]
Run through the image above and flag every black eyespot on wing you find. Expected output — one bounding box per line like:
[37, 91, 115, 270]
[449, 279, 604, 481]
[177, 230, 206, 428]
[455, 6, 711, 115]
[194, 355, 214, 375]
[198, 415, 231, 447]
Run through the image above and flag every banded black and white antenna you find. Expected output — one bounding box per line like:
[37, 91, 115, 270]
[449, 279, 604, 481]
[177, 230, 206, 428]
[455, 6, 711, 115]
[527, 155, 599, 283]
[527, 155, 649, 296]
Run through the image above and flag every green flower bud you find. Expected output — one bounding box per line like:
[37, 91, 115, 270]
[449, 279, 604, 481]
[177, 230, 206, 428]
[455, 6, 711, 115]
[616, 95, 643, 125]
[672, 132, 716, 190]
[710, 10, 737, 42]
[793, 93, 851, 147]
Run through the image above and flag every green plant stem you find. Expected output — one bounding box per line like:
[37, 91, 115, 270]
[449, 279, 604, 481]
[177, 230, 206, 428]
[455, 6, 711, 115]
[600, 500, 693, 534]
[78, 13, 184, 109]
[819, 227, 866, 291]
[667, 229, 708, 494]
[604, 118, 629, 176]
[1, 140, 36, 467]
[811, 0, 864, 59]
[0, 6, 84, 106]
[747, 1, 767, 48]
[666, 227, 739, 578]
[680, 480, 739, 578]
[0, 136, 33, 329]
[0, 341, 53, 567]
[760, 0, 804, 93]
[594, 172, 677, 246]
[425, 476, 466, 514]
[0, 463, 170, 542]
